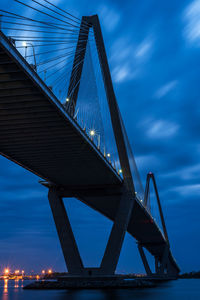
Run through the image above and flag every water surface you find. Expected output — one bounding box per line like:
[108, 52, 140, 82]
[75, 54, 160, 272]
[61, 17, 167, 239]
[0, 279, 199, 299]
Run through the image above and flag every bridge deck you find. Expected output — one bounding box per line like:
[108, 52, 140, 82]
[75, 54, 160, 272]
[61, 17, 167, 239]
[0, 32, 121, 187]
[0, 31, 179, 273]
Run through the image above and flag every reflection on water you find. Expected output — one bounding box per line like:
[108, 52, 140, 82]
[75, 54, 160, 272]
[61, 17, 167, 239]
[0, 279, 200, 300]
[4, 279, 8, 293]
[3, 279, 24, 291]
[14, 279, 19, 289]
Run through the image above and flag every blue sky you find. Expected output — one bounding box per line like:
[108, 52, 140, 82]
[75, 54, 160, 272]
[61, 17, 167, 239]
[0, 0, 200, 274]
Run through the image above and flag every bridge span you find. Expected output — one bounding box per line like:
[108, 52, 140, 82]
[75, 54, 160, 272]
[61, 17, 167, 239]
[0, 13, 180, 278]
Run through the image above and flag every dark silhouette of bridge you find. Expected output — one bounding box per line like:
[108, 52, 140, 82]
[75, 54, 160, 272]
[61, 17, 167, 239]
[0, 11, 180, 279]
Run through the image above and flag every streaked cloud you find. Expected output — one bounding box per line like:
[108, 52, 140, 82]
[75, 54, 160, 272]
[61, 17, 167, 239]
[171, 184, 200, 196]
[112, 64, 137, 83]
[146, 120, 179, 139]
[162, 163, 200, 181]
[110, 35, 153, 83]
[98, 5, 120, 32]
[154, 80, 178, 99]
[135, 38, 153, 60]
[183, 0, 200, 44]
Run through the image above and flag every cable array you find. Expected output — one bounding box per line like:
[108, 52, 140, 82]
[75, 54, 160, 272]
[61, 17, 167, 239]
[0, 0, 145, 185]
[0, 0, 121, 174]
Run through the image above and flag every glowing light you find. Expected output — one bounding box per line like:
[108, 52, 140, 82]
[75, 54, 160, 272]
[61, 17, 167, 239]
[15, 270, 20, 274]
[42, 270, 45, 274]
[66, 97, 70, 102]
[107, 153, 111, 157]
[119, 169, 122, 174]
[89, 130, 95, 136]
[48, 269, 52, 274]
[22, 41, 27, 47]
[22, 270, 24, 275]
[36, 275, 40, 280]
[4, 268, 9, 275]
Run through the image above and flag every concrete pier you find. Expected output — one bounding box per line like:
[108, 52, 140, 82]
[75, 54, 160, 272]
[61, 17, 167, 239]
[24, 276, 156, 289]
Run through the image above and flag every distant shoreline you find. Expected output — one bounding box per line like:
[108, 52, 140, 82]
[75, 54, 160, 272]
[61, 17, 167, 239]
[179, 272, 200, 279]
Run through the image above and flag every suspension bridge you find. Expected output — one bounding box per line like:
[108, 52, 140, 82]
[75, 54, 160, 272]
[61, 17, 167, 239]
[0, 0, 180, 280]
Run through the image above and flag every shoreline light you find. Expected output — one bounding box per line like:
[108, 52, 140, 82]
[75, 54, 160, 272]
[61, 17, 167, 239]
[4, 268, 9, 275]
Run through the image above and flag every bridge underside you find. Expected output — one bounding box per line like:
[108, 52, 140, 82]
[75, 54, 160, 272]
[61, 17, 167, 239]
[51, 185, 179, 276]
[0, 31, 180, 277]
[0, 32, 121, 188]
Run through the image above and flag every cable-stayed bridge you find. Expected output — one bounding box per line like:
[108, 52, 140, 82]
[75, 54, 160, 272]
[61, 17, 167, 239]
[0, 0, 180, 279]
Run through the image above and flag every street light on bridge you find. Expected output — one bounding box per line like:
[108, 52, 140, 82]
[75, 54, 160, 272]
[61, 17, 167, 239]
[22, 41, 37, 71]
[89, 130, 95, 137]
[89, 130, 101, 149]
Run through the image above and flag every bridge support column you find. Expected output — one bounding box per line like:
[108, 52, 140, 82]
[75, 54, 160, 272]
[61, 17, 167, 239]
[138, 243, 152, 276]
[154, 247, 169, 276]
[48, 185, 136, 277]
[100, 188, 135, 275]
[48, 188, 84, 275]
[155, 257, 159, 274]
[159, 244, 169, 274]
[167, 260, 179, 277]
[154, 245, 178, 277]
[161, 245, 179, 277]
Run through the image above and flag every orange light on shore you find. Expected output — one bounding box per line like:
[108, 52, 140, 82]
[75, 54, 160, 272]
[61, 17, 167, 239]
[15, 270, 20, 274]
[42, 270, 45, 274]
[36, 275, 40, 280]
[48, 269, 52, 274]
[4, 268, 9, 275]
